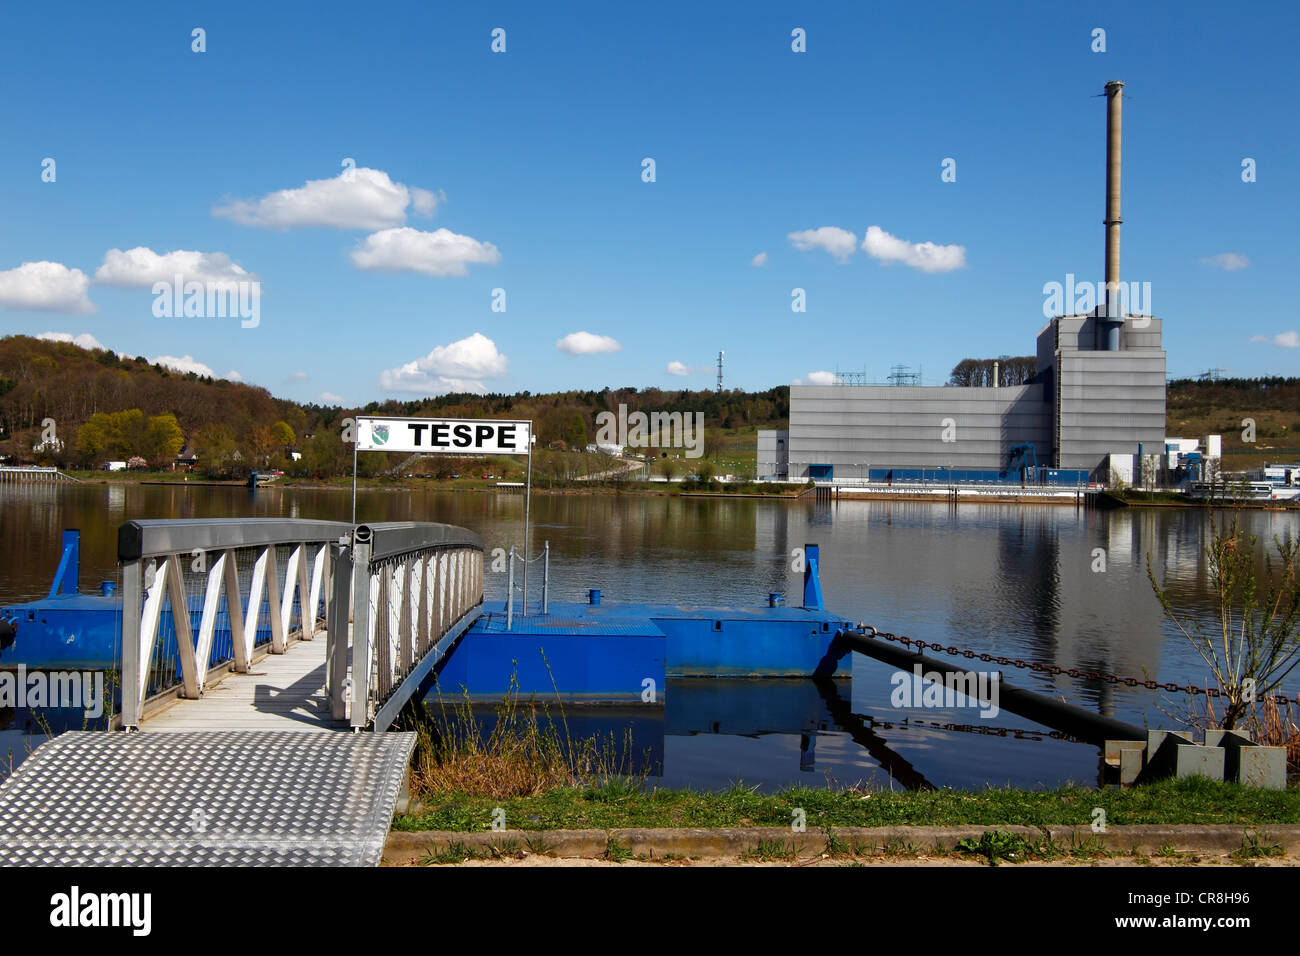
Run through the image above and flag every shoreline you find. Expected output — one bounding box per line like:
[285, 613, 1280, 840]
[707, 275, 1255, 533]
[41, 473, 1300, 510]
[384, 824, 1300, 867]
[389, 775, 1299, 865]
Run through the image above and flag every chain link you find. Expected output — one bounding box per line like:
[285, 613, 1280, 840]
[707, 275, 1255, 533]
[857, 627, 1300, 708]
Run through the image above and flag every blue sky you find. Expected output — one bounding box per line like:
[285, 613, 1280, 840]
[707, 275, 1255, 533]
[1, 0, 1296, 404]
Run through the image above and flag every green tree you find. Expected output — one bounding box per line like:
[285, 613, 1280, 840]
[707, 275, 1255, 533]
[143, 413, 184, 467]
[76, 413, 117, 462]
[76, 408, 146, 462]
[1147, 513, 1300, 731]
[299, 426, 349, 477]
[564, 413, 588, 451]
[195, 423, 238, 475]
[270, 420, 296, 447]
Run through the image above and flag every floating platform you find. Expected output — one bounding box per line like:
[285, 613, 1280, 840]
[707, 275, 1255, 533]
[434, 596, 851, 702]
[2, 534, 850, 705]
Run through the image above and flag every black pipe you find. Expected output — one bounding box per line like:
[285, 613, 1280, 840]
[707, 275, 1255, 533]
[836, 630, 1145, 746]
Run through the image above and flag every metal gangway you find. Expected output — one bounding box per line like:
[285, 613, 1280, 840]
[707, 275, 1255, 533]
[0, 518, 483, 866]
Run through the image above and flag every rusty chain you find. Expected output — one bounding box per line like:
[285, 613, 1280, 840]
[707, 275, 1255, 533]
[857, 626, 1300, 708]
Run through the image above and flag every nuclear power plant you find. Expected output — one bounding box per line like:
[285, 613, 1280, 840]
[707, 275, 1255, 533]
[760, 81, 1167, 485]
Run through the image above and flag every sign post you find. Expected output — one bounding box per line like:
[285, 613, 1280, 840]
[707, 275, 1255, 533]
[352, 415, 534, 610]
[522, 433, 532, 613]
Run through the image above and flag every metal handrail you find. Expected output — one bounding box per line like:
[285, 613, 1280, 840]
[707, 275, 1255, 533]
[118, 519, 351, 729]
[350, 521, 484, 731]
[357, 521, 483, 564]
[503, 541, 549, 630]
[118, 517, 350, 560]
[118, 518, 485, 733]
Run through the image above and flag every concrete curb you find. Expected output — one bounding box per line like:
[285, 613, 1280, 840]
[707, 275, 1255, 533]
[385, 824, 1300, 864]
[385, 830, 608, 865]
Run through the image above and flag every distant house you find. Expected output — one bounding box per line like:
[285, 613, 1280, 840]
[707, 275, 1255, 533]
[174, 445, 199, 472]
[104, 461, 127, 472]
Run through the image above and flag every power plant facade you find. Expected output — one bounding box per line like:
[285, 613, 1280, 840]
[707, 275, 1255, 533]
[768, 312, 1165, 481]
[761, 82, 1167, 484]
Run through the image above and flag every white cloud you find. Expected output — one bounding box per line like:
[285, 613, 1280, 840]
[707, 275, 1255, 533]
[286, 370, 309, 382]
[1200, 252, 1249, 271]
[213, 167, 439, 231]
[1250, 331, 1299, 348]
[151, 354, 217, 377]
[556, 331, 622, 355]
[861, 225, 966, 273]
[319, 391, 344, 404]
[95, 247, 257, 288]
[379, 332, 509, 394]
[350, 227, 501, 277]
[751, 251, 768, 267]
[666, 360, 690, 376]
[226, 370, 243, 381]
[37, 331, 106, 350]
[788, 227, 858, 263]
[0, 261, 94, 313]
[806, 370, 837, 385]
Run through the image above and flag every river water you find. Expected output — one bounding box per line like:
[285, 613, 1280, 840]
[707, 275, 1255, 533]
[2, 482, 1297, 791]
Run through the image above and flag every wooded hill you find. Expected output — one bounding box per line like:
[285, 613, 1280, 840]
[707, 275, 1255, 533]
[5, 334, 1293, 478]
[1166, 376, 1300, 466]
[0, 335, 788, 477]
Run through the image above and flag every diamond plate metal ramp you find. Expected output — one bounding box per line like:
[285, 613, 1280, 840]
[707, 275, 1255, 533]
[0, 730, 415, 866]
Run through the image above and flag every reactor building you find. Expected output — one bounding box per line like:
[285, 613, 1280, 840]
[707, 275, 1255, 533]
[760, 81, 1166, 484]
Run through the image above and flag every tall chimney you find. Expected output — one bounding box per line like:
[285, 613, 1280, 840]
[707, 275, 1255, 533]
[1101, 80, 1124, 350]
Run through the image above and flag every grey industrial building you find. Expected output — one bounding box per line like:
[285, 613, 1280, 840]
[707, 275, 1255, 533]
[760, 81, 1167, 483]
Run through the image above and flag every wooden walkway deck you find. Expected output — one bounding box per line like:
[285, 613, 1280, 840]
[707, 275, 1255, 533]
[143, 635, 344, 731]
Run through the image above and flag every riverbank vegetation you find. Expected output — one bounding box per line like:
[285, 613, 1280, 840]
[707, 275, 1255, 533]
[396, 676, 1296, 836]
[1147, 510, 1300, 765]
[400, 678, 648, 800]
[394, 775, 1299, 833]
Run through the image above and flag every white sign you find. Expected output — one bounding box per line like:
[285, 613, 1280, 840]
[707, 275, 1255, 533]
[355, 417, 531, 455]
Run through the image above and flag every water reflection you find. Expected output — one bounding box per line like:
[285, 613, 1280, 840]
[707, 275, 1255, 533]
[1, 484, 1297, 789]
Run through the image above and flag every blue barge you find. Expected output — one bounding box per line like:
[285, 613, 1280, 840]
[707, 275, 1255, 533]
[2, 532, 852, 700]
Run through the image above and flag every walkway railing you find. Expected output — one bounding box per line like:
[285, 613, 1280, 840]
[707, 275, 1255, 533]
[503, 541, 549, 630]
[0, 465, 79, 483]
[118, 518, 349, 729]
[347, 522, 483, 731]
[117, 518, 484, 731]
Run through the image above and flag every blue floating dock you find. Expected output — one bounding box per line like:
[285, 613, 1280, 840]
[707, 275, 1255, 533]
[3, 535, 852, 706]
[433, 598, 852, 702]
[434, 605, 668, 703]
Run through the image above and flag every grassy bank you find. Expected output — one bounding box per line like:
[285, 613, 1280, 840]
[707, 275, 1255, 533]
[394, 776, 1299, 833]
